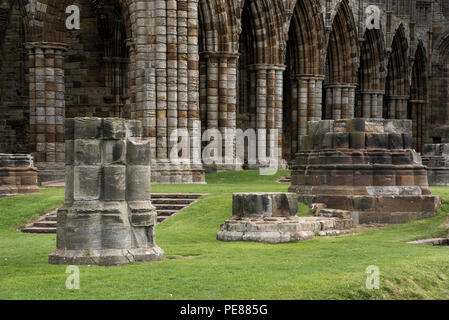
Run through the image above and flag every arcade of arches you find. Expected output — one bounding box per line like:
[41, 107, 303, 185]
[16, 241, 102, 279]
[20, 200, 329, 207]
[1, 0, 449, 183]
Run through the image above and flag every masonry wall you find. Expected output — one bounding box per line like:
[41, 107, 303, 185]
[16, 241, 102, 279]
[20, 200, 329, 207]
[0, 0, 448, 182]
[0, 1, 28, 154]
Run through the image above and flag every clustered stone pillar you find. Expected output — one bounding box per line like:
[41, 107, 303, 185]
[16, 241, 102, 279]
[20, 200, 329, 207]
[142, 0, 204, 183]
[324, 84, 356, 120]
[27, 42, 67, 183]
[356, 90, 384, 119]
[200, 52, 239, 171]
[49, 118, 165, 266]
[385, 95, 409, 120]
[248, 64, 286, 167]
[293, 75, 324, 152]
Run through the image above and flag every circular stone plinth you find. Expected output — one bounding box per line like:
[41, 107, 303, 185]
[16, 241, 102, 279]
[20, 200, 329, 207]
[48, 246, 165, 266]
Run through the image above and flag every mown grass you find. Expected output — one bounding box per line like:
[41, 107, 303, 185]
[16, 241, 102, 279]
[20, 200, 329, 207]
[0, 170, 448, 300]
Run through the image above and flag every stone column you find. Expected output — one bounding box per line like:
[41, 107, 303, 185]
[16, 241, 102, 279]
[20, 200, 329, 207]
[296, 75, 324, 151]
[291, 77, 298, 154]
[200, 52, 239, 171]
[49, 118, 164, 266]
[188, 0, 202, 177]
[247, 64, 286, 166]
[325, 84, 356, 120]
[359, 90, 385, 119]
[27, 42, 67, 183]
[387, 95, 409, 119]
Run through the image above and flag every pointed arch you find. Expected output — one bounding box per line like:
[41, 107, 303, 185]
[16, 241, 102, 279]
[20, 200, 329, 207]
[323, 0, 359, 120]
[326, 0, 359, 84]
[282, 0, 325, 159]
[356, 28, 386, 118]
[384, 23, 409, 119]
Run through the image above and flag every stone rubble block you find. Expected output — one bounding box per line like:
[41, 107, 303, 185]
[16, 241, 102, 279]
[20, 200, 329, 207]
[232, 192, 298, 218]
[0, 154, 40, 197]
[49, 118, 164, 266]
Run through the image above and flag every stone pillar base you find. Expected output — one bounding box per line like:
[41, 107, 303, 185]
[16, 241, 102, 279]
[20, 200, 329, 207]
[422, 144, 449, 186]
[289, 119, 442, 225]
[49, 247, 165, 266]
[151, 161, 206, 184]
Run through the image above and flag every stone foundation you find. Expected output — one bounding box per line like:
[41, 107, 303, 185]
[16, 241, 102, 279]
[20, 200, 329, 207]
[0, 154, 40, 197]
[217, 192, 353, 243]
[49, 118, 165, 266]
[289, 119, 441, 224]
[422, 144, 449, 186]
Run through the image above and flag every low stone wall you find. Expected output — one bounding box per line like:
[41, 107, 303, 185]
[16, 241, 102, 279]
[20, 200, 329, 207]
[49, 118, 165, 266]
[0, 154, 40, 197]
[422, 144, 449, 186]
[289, 119, 441, 224]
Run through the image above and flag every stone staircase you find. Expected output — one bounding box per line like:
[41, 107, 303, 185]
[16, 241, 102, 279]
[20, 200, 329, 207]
[21, 193, 206, 234]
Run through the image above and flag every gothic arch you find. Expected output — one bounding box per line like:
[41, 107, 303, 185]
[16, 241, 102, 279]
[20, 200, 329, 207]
[283, 0, 325, 158]
[356, 28, 386, 118]
[384, 23, 409, 119]
[199, 0, 239, 53]
[239, 0, 285, 65]
[323, 0, 359, 120]
[326, 0, 358, 85]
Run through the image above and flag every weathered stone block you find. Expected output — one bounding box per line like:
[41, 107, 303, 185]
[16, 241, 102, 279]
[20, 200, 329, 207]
[74, 118, 102, 140]
[232, 193, 298, 218]
[74, 139, 101, 165]
[103, 118, 126, 140]
[349, 132, 365, 149]
[103, 166, 126, 201]
[126, 140, 152, 165]
[366, 133, 388, 149]
[102, 140, 126, 165]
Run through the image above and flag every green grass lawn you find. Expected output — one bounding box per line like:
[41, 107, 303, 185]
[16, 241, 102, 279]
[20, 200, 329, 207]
[0, 170, 448, 300]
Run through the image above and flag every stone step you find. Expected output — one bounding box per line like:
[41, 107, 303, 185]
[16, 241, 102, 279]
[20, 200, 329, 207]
[151, 193, 205, 199]
[21, 194, 206, 233]
[151, 198, 196, 205]
[153, 204, 188, 210]
[21, 227, 56, 234]
[33, 221, 57, 228]
[157, 210, 178, 217]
